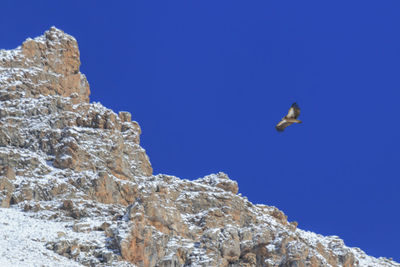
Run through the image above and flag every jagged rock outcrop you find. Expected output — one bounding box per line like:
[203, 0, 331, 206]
[0, 27, 398, 267]
[1, 26, 90, 103]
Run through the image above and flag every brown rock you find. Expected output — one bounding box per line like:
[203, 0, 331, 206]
[20, 27, 90, 103]
[62, 200, 74, 211]
[0, 166, 15, 180]
[196, 172, 239, 194]
[0, 27, 396, 267]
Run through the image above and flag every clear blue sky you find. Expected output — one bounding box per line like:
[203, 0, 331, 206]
[2, 0, 400, 261]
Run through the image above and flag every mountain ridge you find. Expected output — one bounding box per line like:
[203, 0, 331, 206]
[0, 27, 397, 267]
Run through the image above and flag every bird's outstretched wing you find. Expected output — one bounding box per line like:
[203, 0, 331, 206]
[286, 102, 300, 119]
[275, 119, 293, 132]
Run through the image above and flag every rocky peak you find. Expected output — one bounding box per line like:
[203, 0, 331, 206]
[1, 26, 90, 103]
[0, 28, 398, 267]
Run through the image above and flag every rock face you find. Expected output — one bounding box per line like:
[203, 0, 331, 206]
[0, 27, 398, 267]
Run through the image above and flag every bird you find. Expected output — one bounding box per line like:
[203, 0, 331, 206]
[275, 103, 302, 132]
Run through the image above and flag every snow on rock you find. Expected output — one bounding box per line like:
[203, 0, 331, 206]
[0, 27, 399, 267]
[0, 26, 90, 103]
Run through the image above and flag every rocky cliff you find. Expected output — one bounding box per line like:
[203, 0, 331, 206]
[0, 27, 398, 267]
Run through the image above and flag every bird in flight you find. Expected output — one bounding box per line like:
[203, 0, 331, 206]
[275, 103, 302, 132]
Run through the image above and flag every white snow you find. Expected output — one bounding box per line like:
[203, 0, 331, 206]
[0, 207, 84, 267]
[297, 229, 400, 267]
[1, 27, 399, 267]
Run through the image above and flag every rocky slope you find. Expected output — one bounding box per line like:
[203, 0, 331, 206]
[0, 27, 398, 267]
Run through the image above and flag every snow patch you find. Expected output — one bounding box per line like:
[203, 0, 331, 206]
[0, 207, 84, 267]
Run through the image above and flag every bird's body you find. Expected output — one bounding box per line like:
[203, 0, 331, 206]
[276, 103, 302, 132]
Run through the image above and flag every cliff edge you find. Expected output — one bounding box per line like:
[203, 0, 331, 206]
[0, 27, 397, 267]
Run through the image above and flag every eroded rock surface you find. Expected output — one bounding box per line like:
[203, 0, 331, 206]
[0, 27, 398, 267]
